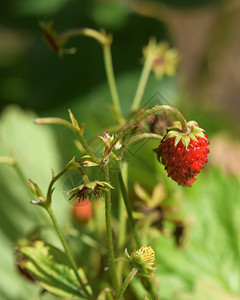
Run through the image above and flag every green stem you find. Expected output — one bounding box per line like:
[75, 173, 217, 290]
[60, 28, 123, 123]
[34, 118, 99, 164]
[103, 43, 123, 123]
[60, 28, 108, 45]
[117, 162, 128, 283]
[46, 206, 91, 299]
[115, 161, 141, 249]
[102, 163, 119, 292]
[115, 268, 138, 300]
[131, 44, 157, 111]
[103, 105, 188, 160]
[119, 133, 163, 159]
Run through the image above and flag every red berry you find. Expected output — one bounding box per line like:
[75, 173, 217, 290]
[72, 199, 93, 224]
[155, 121, 210, 186]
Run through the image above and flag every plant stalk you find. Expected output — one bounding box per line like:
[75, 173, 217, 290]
[131, 44, 157, 111]
[60, 27, 123, 123]
[115, 268, 138, 300]
[115, 161, 141, 248]
[103, 43, 123, 124]
[119, 133, 163, 159]
[46, 206, 91, 299]
[117, 162, 128, 283]
[102, 163, 119, 292]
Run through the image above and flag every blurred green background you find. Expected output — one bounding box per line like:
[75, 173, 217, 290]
[1, 0, 240, 299]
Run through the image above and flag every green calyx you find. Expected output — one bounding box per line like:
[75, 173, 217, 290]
[164, 121, 206, 148]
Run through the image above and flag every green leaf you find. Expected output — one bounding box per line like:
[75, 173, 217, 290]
[17, 240, 87, 299]
[0, 106, 70, 299]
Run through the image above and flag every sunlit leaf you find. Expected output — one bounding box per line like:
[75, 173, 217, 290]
[17, 240, 87, 299]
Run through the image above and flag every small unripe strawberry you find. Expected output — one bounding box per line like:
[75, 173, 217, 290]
[72, 199, 93, 224]
[125, 246, 156, 277]
[154, 121, 210, 187]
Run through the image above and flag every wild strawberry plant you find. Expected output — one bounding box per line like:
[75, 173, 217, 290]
[0, 23, 209, 299]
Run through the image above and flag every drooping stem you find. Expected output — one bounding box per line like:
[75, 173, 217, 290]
[102, 163, 119, 292]
[103, 105, 188, 160]
[46, 206, 91, 299]
[60, 28, 107, 45]
[34, 118, 99, 164]
[119, 133, 163, 159]
[115, 268, 138, 300]
[115, 161, 141, 249]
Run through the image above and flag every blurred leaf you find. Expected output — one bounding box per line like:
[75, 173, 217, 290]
[152, 168, 240, 299]
[90, 2, 129, 29]
[17, 240, 86, 299]
[178, 281, 240, 300]
[0, 106, 71, 299]
[14, 0, 68, 16]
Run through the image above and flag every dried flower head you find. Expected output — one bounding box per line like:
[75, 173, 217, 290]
[68, 181, 113, 202]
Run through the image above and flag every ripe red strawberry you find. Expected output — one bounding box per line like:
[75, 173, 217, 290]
[72, 198, 93, 224]
[154, 121, 210, 186]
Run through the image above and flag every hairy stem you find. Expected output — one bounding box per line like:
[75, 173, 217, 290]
[117, 162, 128, 283]
[119, 133, 163, 159]
[115, 268, 138, 300]
[102, 163, 119, 292]
[103, 105, 188, 160]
